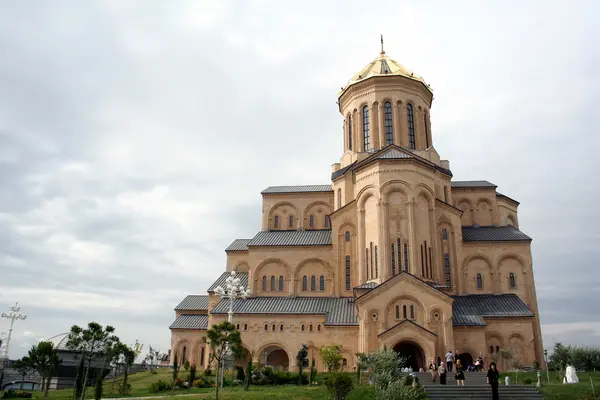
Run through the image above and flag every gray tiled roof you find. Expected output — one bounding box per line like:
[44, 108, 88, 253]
[170, 314, 208, 330]
[211, 296, 358, 326]
[208, 272, 249, 292]
[452, 294, 534, 326]
[354, 282, 378, 289]
[451, 180, 497, 188]
[248, 230, 332, 247]
[462, 226, 531, 242]
[175, 295, 209, 310]
[496, 192, 520, 205]
[376, 148, 412, 160]
[225, 239, 252, 252]
[261, 185, 333, 194]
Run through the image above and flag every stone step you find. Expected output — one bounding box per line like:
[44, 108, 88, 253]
[424, 385, 543, 400]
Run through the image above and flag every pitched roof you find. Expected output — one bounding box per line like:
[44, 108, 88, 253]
[462, 226, 531, 242]
[261, 185, 333, 194]
[354, 282, 378, 289]
[331, 145, 452, 181]
[169, 314, 208, 330]
[248, 230, 332, 247]
[225, 239, 252, 252]
[175, 295, 209, 310]
[496, 192, 520, 205]
[451, 180, 497, 188]
[452, 294, 534, 326]
[211, 297, 358, 326]
[378, 319, 438, 337]
[208, 272, 249, 293]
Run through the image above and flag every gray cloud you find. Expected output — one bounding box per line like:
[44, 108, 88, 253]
[1, 0, 599, 357]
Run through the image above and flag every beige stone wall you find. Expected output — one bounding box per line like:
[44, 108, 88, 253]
[262, 192, 334, 231]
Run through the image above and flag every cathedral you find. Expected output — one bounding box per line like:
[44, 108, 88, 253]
[170, 45, 544, 372]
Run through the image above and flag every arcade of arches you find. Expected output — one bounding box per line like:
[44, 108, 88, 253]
[170, 45, 544, 371]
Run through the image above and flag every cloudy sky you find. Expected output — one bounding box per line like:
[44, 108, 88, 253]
[1, 0, 599, 359]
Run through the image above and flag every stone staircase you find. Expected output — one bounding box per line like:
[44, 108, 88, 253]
[414, 371, 543, 399]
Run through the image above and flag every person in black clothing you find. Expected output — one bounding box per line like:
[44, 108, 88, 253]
[487, 362, 500, 400]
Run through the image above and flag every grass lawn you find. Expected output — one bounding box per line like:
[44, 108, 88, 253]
[501, 370, 600, 400]
[0, 368, 375, 400]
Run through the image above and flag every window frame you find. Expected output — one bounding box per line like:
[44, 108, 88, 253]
[384, 101, 393, 145]
[363, 105, 370, 151]
[407, 103, 415, 149]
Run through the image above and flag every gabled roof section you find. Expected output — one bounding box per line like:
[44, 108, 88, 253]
[169, 314, 208, 330]
[355, 271, 453, 302]
[452, 294, 534, 326]
[208, 272, 249, 293]
[451, 180, 497, 189]
[462, 226, 531, 242]
[261, 185, 332, 194]
[331, 144, 452, 181]
[248, 230, 332, 247]
[496, 192, 520, 206]
[378, 319, 438, 338]
[225, 239, 252, 252]
[175, 295, 209, 311]
[210, 297, 358, 326]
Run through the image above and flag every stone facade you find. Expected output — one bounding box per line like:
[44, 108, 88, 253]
[170, 49, 544, 372]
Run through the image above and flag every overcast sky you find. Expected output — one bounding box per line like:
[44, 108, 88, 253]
[1, 0, 599, 359]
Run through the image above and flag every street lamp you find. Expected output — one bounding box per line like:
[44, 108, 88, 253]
[213, 271, 251, 389]
[1, 302, 27, 358]
[544, 349, 549, 384]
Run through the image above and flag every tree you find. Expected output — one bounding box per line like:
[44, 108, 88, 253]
[74, 356, 85, 398]
[243, 351, 254, 391]
[320, 345, 343, 373]
[202, 322, 243, 400]
[66, 322, 118, 400]
[296, 345, 308, 385]
[120, 344, 135, 395]
[13, 357, 33, 390]
[188, 364, 197, 388]
[172, 353, 179, 382]
[27, 341, 61, 399]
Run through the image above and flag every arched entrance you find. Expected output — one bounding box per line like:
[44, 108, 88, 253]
[393, 341, 425, 371]
[260, 345, 289, 371]
[458, 352, 473, 369]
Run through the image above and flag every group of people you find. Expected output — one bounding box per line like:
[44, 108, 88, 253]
[427, 350, 501, 400]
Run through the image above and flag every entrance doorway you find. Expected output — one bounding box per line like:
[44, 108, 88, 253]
[393, 341, 425, 371]
[260, 345, 290, 371]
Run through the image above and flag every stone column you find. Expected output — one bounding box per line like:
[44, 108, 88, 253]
[378, 199, 390, 281]
[358, 208, 366, 283]
[407, 199, 417, 275]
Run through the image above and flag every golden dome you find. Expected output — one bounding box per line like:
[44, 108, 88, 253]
[340, 50, 432, 96]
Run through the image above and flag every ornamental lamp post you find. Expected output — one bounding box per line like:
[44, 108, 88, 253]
[1, 302, 27, 358]
[213, 271, 251, 389]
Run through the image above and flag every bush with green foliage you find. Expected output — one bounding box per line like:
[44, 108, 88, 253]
[148, 380, 171, 393]
[324, 373, 353, 400]
[2, 390, 33, 399]
[523, 378, 533, 384]
[320, 345, 344, 373]
[183, 360, 190, 371]
[310, 358, 317, 383]
[549, 342, 600, 371]
[235, 365, 245, 381]
[192, 378, 207, 388]
[204, 367, 212, 376]
[188, 364, 197, 388]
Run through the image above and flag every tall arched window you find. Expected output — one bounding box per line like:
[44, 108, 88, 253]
[375, 245, 378, 278]
[370, 242, 374, 279]
[319, 275, 325, 291]
[363, 106, 370, 151]
[404, 243, 409, 272]
[489, 346, 494, 354]
[509, 273, 516, 289]
[365, 248, 369, 280]
[244, 324, 247, 331]
[274, 216, 279, 229]
[338, 189, 342, 208]
[301, 324, 305, 331]
[410, 305, 415, 319]
[476, 273, 483, 289]
[309, 324, 313, 332]
[182, 346, 187, 363]
[395, 305, 400, 319]
[391, 243, 396, 276]
[324, 215, 330, 229]
[309, 215, 315, 228]
[279, 276, 284, 291]
[403, 305, 407, 319]
[289, 215, 294, 229]
[407, 104, 415, 149]
[272, 324, 276, 331]
[442, 229, 448, 240]
[311, 276, 316, 291]
[444, 253, 451, 288]
[345, 231, 351, 242]
[384, 101, 393, 145]
[317, 324, 321, 332]
[424, 112, 430, 148]
[345, 256, 351, 290]
[302, 276, 308, 291]
[264, 324, 268, 331]
[262, 276, 267, 291]
[348, 115, 353, 150]
[270, 276, 275, 291]
[280, 324, 284, 331]
[397, 238, 402, 271]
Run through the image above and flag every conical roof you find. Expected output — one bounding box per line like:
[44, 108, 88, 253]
[340, 50, 431, 96]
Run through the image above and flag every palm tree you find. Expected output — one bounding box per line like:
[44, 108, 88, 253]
[27, 341, 61, 399]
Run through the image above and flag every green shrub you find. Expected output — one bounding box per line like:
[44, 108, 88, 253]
[2, 390, 33, 399]
[235, 365, 245, 381]
[118, 382, 131, 395]
[325, 373, 353, 400]
[404, 374, 413, 386]
[192, 378, 207, 388]
[523, 378, 533, 384]
[204, 368, 212, 376]
[148, 380, 171, 393]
